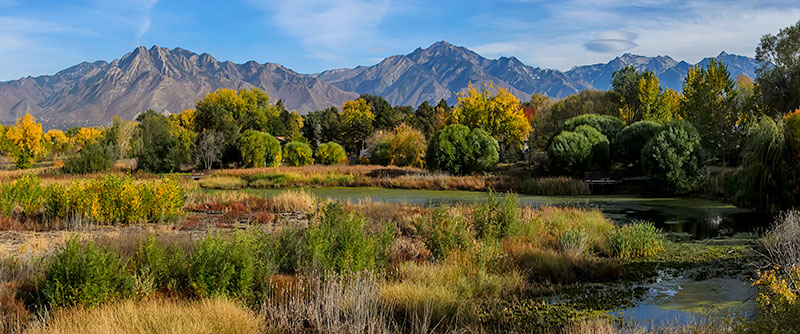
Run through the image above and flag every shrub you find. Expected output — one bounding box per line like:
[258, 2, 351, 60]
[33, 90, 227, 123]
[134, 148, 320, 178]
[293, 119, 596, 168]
[238, 130, 281, 167]
[473, 191, 518, 239]
[189, 233, 257, 298]
[522, 177, 590, 196]
[574, 125, 610, 168]
[547, 131, 591, 175]
[133, 236, 187, 292]
[606, 222, 665, 259]
[42, 239, 132, 307]
[284, 141, 314, 166]
[368, 123, 426, 167]
[559, 114, 625, 141]
[415, 207, 473, 260]
[10, 174, 45, 216]
[302, 202, 394, 273]
[427, 124, 498, 174]
[315, 142, 347, 165]
[641, 120, 707, 194]
[64, 142, 115, 174]
[613, 121, 662, 165]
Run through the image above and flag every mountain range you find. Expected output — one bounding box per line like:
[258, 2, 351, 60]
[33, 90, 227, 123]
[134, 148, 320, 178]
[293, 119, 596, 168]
[0, 41, 760, 127]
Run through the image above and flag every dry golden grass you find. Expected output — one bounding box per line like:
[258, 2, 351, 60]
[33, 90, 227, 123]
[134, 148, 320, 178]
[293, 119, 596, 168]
[197, 176, 248, 189]
[25, 298, 265, 334]
[263, 190, 316, 213]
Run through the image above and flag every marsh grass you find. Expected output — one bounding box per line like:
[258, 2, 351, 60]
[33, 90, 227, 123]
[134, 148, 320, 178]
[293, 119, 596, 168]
[262, 273, 395, 334]
[523, 177, 591, 196]
[606, 222, 665, 259]
[25, 298, 265, 334]
[198, 176, 248, 189]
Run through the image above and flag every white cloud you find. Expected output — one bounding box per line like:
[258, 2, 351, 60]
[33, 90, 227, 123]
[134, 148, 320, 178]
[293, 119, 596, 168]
[248, 0, 391, 60]
[470, 1, 800, 70]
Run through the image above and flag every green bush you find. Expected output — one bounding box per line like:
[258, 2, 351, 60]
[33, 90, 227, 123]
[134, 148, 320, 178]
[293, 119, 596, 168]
[522, 177, 590, 196]
[42, 239, 132, 307]
[559, 114, 625, 141]
[314, 142, 347, 165]
[369, 140, 392, 166]
[302, 202, 394, 273]
[10, 174, 45, 216]
[613, 121, 662, 166]
[547, 131, 591, 175]
[574, 125, 610, 168]
[606, 222, 665, 259]
[188, 233, 257, 298]
[466, 127, 500, 173]
[134, 236, 187, 292]
[427, 124, 498, 174]
[64, 142, 115, 174]
[284, 141, 314, 166]
[266, 228, 301, 275]
[238, 130, 281, 167]
[415, 207, 473, 260]
[641, 120, 707, 194]
[0, 183, 15, 216]
[473, 191, 519, 239]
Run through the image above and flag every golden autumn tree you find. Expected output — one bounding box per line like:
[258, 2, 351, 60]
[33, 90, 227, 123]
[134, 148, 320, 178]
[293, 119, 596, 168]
[43, 129, 71, 156]
[5, 113, 44, 169]
[452, 82, 532, 148]
[72, 127, 103, 149]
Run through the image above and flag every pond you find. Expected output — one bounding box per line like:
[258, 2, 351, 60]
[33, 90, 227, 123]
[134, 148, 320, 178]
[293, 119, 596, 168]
[232, 186, 768, 240]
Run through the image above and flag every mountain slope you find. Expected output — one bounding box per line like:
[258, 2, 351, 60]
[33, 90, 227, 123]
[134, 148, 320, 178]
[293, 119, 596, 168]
[0, 46, 357, 127]
[0, 42, 761, 127]
[316, 42, 760, 106]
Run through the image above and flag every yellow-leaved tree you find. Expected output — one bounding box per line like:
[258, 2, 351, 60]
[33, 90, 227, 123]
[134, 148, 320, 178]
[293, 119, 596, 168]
[340, 98, 375, 154]
[43, 129, 71, 156]
[452, 82, 532, 148]
[72, 127, 103, 149]
[5, 113, 44, 169]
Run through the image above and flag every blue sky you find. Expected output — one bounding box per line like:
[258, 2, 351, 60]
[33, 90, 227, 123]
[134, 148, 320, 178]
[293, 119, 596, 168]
[1, 0, 799, 81]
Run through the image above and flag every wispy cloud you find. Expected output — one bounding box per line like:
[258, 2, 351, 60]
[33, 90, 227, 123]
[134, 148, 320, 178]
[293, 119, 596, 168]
[471, 0, 800, 70]
[247, 0, 391, 60]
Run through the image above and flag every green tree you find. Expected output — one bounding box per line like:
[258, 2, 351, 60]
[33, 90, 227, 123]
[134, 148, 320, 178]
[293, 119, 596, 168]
[284, 141, 314, 166]
[303, 107, 342, 148]
[740, 116, 793, 213]
[547, 131, 591, 176]
[64, 142, 115, 174]
[756, 19, 800, 114]
[238, 130, 281, 168]
[640, 120, 707, 194]
[135, 110, 181, 173]
[535, 90, 618, 150]
[559, 114, 625, 141]
[341, 98, 375, 155]
[612, 66, 644, 117]
[315, 142, 347, 165]
[410, 101, 437, 138]
[680, 60, 740, 164]
[426, 124, 498, 174]
[574, 125, 610, 168]
[360, 94, 397, 130]
[613, 121, 663, 166]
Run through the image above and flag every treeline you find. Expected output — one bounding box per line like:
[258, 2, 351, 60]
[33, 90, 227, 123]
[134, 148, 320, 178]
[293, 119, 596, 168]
[0, 20, 798, 212]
